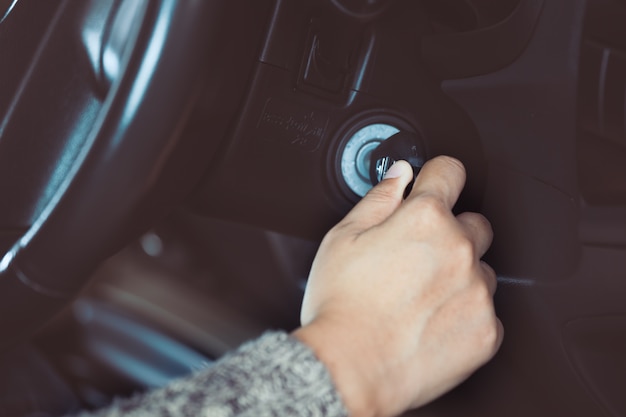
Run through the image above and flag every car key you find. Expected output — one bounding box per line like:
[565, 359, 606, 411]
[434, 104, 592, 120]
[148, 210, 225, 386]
[369, 131, 427, 194]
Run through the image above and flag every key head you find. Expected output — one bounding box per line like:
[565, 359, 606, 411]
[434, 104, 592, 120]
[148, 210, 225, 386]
[369, 131, 427, 185]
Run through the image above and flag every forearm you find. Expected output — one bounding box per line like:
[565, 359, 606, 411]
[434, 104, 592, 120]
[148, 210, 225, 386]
[72, 332, 348, 417]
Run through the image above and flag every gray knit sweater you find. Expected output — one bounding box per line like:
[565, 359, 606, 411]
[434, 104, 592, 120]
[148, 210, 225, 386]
[73, 332, 348, 417]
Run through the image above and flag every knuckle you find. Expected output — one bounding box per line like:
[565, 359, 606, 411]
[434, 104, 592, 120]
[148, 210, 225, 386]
[467, 285, 500, 354]
[473, 282, 493, 306]
[365, 182, 398, 203]
[466, 279, 491, 308]
[412, 194, 448, 221]
[477, 215, 494, 240]
[481, 261, 497, 282]
[438, 155, 466, 177]
[470, 212, 493, 234]
[478, 318, 501, 353]
[479, 214, 493, 233]
[453, 237, 476, 264]
[325, 223, 350, 243]
[460, 212, 493, 238]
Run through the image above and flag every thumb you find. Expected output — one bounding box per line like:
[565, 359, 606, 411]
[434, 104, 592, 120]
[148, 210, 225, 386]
[340, 160, 414, 232]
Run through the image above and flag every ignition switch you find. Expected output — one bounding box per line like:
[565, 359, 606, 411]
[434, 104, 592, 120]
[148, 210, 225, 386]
[369, 131, 426, 186]
[338, 124, 426, 198]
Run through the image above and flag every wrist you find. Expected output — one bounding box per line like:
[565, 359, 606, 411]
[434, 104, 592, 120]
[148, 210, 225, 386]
[293, 320, 383, 417]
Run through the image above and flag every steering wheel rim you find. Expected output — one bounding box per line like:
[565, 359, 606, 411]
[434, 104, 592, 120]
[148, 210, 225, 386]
[0, 0, 219, 351]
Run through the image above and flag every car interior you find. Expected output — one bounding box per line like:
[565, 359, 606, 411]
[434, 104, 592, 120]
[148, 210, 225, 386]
[0, 0, 625, 416]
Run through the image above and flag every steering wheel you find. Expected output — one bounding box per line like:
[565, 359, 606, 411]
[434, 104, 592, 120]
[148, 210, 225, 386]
[0, 0, 271, 351]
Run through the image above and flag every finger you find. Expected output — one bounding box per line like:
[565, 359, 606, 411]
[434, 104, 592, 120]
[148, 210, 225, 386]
[340, 160, 414, 232]
[456, 212, 493, 258]
[407, 156, 466, 211]
[475, 316, 504, 367]
[494, 317, 504, 353]
[480, 260, 497, 296]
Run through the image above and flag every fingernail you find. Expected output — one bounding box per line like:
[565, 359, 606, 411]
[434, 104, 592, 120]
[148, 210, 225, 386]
[383, 161, 405, 179]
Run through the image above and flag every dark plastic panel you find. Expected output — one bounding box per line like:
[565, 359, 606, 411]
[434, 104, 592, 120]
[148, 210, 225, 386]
[0, 344, 78, 416]
[421, 0, 523, 32]
[578, 133, 626, 206]
[481, 164, 580, 280]
[193, 0, 587, 283]
[584, 0, 626, 50]
[195, 0, 485, 240]
[421, 0, 544, 80]
[579, 204, 626, 246]
[329, 0, 394, 20]
[579, 41, 605, 133]
[577, 0, 626, 207]
[578, 42, 626, 148]
[563, 316, 626, 417]
[603, 51, 626, 141]
[437, 0, 586, 279]
[442, 0, 584, 196]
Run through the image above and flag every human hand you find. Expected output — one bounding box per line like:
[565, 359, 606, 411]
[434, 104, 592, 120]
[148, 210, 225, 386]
[293, 156, 503, 417]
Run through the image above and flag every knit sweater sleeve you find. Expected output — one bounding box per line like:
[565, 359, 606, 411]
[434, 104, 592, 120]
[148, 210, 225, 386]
[72, 331, 349, 417]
